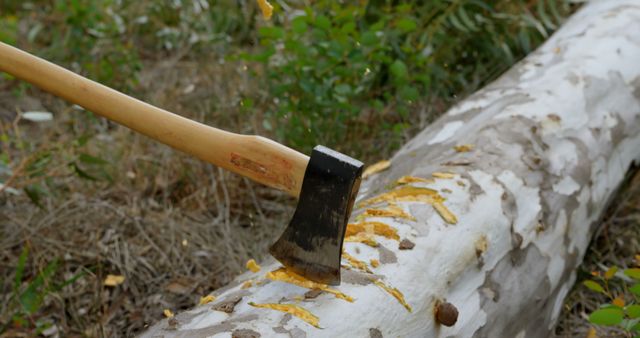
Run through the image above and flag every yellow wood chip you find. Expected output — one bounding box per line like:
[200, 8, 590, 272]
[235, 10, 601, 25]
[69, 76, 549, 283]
[372, 279, 412, 312]
[246, 259, 261, 273]
[586, 327, 597, 338]
[344, 233, 379, 247]
[342, 252, 371, 273]
[104, 274, 125, 287]
[475, 235, 488, 257]
[346, 221, 399, 241]
[454, 144, 474, 152]
[199, 295, 216, 305]
[362, 160, 391, 179]
[250, 302, 320, 328]
[396, 176, 435, 184]
[433, 202, 458, 224]
[256, 0, 273, 20]
[241, 280, 254, 289]
[635, 254, 640, 266]
[266, 268, 353, 302]
[370, 259, 380, 268]
[357, 206, 415, 221]
[359, 186, 443, 207]
[163, 309, 174, 318]
[432, 172, 457, 179]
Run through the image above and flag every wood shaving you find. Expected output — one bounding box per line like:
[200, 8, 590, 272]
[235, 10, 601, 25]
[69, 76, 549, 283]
[432, 172, 457, 179]
[433, 202, 458, 224]
[163, 309, 174, 318]
[357, 206, 415, 221]
[249, 302, 320, 328]
[246, 259, 261, 273]
[372, 279, 412, 312]
[474, 235, 488, 257]
[104, 274, 125, 287]
[342, 252, 372, 273]
[359, 186, 442, 207]
[344, 233, 379, 247]
[396, 176, 434, 184]
[362, 160, 391, 179]
[241, 280, 253, 289]
[346, 221, 399, 241]
[370, 259, 380, 268]
[256, 0, 273, 20]
[454, 144, 474, 152]
[266, 267, 353, 302]
[199, 295, 216, 305]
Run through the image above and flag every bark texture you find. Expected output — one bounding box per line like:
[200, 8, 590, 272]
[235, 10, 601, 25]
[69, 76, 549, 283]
[141, 1, 640, 337]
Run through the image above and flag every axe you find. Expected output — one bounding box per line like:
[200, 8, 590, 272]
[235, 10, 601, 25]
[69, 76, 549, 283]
[0, 42, 363, 285]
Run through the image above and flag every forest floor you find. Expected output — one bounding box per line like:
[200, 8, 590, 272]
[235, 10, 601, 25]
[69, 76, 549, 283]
[1, 47, 639, 338]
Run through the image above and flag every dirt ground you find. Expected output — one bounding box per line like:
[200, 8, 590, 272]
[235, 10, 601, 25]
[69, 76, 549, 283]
[1, 56, 639, 337]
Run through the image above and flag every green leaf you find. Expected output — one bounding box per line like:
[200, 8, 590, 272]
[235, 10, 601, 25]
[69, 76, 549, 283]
[628, 305, 640, 319]
[589, 307, 624, 326]
[396, 18, 417, 32]
[20, 259, 58, 315]
[24, 184, 45, 209]
[399, 85, 419, 102]
[390, 60, 408, 81]
[258, 26, 285, 39]
[292, 17, 308, 34]
[14, 246, 28, 293]
[630, 283, 640, 297]
[360, 31, 378, 46]
[315, 15, 331, 31]
[605, 266, 619, 280]
[626, 269, 640, 280]
[583, 280, 605, 294]
[73, 163, 97, 181]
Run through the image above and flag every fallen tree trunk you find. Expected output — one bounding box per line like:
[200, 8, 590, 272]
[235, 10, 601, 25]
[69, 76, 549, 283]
[141, 1, 640, 337]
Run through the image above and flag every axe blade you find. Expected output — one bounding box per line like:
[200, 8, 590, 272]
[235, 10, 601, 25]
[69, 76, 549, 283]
[269, 145, 363, 285]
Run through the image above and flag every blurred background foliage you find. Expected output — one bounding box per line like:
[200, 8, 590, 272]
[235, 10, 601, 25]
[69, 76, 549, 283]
[1, 0, 571, 155]
[0, 0, 584, 336]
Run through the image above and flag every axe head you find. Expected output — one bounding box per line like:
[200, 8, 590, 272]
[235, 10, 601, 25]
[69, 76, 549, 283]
[269, 145, 363, 285]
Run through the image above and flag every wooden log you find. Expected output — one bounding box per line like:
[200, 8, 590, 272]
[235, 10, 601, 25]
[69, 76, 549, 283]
[140, 1, 640, 337]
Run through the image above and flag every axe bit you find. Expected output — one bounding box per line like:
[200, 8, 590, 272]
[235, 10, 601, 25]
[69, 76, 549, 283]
[0, 42, 363, 285]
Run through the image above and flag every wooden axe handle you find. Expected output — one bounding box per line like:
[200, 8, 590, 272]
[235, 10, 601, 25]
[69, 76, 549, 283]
[0, 42, 308, 197]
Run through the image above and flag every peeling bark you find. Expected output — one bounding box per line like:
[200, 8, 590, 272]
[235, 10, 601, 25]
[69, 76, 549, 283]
[140, 1, 640, 337]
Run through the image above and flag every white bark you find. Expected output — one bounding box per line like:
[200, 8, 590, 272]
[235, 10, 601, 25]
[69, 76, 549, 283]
[141, 1, 640, 337]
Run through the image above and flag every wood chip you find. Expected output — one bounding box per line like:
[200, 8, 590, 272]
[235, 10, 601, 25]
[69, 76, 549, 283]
[103, 274, 125, 287]
[396, 176, 434, 184]
[163, 309, 174, 318]
[249, 302, 320, 328]
[362, 160, 391, 179]
[346, 221, 399, 241]
[453, 144, 474, 152]
[432, 172, 457, 179]
[256, 0, 273, 20]
[246, 259, 261, 273]
[359, 186, 442, 207]
[372, 279, 412, 312]
[267, 268, 353, 302]
[370, 259, 380, 268]
[199, 295, 216, 305]
[433, 202, 458, 224]
[342, 252, 372, 273]
[358, 206, 415, 221]
[344, 233, 379, 247]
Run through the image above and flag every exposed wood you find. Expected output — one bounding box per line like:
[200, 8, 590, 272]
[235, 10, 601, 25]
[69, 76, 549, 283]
[140, 1, 640, 337]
